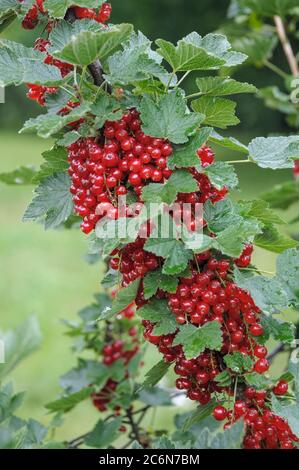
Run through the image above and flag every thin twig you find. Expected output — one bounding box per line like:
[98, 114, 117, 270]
[274, 15, 299, 77]
[126, 408, 141, 443]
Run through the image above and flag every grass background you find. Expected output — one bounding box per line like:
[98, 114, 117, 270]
[0, 130, 297, 442]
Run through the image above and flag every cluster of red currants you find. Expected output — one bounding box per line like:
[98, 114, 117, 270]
[102, 136, 298, 447]
[92, 332, 140, 413]
[110, 238, 160, 285]
[67, 109, 175, 234]
[74, 3, 112, 23]
[26, 38, 73, 106]
[294, 160, 299, 179]
[213, 381, 298, 449]
[20, 1, 112, 30]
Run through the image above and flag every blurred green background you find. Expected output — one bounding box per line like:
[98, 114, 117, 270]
[0, 0, 298, 442]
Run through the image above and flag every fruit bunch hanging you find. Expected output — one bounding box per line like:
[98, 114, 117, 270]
[1, 0, 299, 450]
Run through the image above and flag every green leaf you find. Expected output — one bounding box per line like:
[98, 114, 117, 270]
[90, 95, 123, 128]
[106, 31, 173, 87]
[204, 199, 240, 232]
[105, 279, 140, 317]
[261, 314, 295, 344]
[231, 31, 277, 64]
[44, 0, 105, 18]
[234, 268, 288, 315]
[0, 166, 36, 185]
[239, 0, 299, 16]
[140, 90, 204, 144]
[143, 269, 179, 300]
[209, 131, 249, 154]
[0, 317, 41, 381]
[196, 76, 257, 96]
[142, 169, 198, 205]
[272, 395, 299, 437]
[167, 127, 212, 169]
[249, 136, 299, 169]
[262, 181, 299, 210]
[209, 419, 245, 449]
[242, 199, 286, 226]
[182, 401, 216, 432]
[141, 361, 171, 389]
[213, 218, 262, 257]
[173, 322, 223, 360]
[60, 360, 110, 393]
[84, 417, 122, 448]
[289, 358, 299, 393]
[258, 86, 296, 115]
[49, 20, 133, 66]
[0, 383, 25, 423]
[144, 237, 193, 276]
[139, 387, 172, 406]
[245, 372, 271, 389]
[23, 172, 73, 230]
[0, 42, 63, 87]
[254, 225, 298, 253]
[0, 0, 20, 20]
[20, 103, 90, 139]
[276, 248, 299, 308]
[204, 162, 238, 190]
[33, 147, 68, 183]
[214, 371, 232, 387]
[224, 352, 254, 374]
[45, 387, 93, 413]
[191, 96, 239, 129]
[156, 33, 246, 72]
[137, 299, 177, 336]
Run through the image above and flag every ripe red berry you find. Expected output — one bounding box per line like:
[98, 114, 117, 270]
[273, 380, 288, 396]
[213, 406, 228, 421]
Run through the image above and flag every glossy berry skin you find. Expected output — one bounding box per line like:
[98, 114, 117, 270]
[213, 406, 228, 421]
[273, 380, 288, 396]
[254, 358, 270, 374]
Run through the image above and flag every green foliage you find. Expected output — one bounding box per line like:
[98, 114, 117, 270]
[104, 279, 140, 317]
[167, 127, 212, 169]
[173, 322, 223, 360]
[0, 165, 36, 185]
[0, 40, 64, 87]
[45, 387, 93, 413]
[20, 103, 90, 139]
[106, 31, 173, 87]
[272, 395, 299, 437]
[249, 136, 299, 169]
[195, 76, 257, 96]
[204, 162, 239, 189]
[191, 96, 240, 129]
[142, 169, 198, 204]
[224, 352, 254, 374]
[138, 387, 172, 406]
[23, 172, 73, 229]
[33, 146, 68, 183]
[48, 21, 133, 66]
[0, 317, 41, 381]
[140, 90, 204, 144]
[84, 417, 122, 448]
[261, 314, 295, 344]
[141, 361, 171, 389]
[156, 32, 246, 72]
[137, 299, 177, 336]
[143, 269, 179, 299]
[239, 0, 299, 16]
